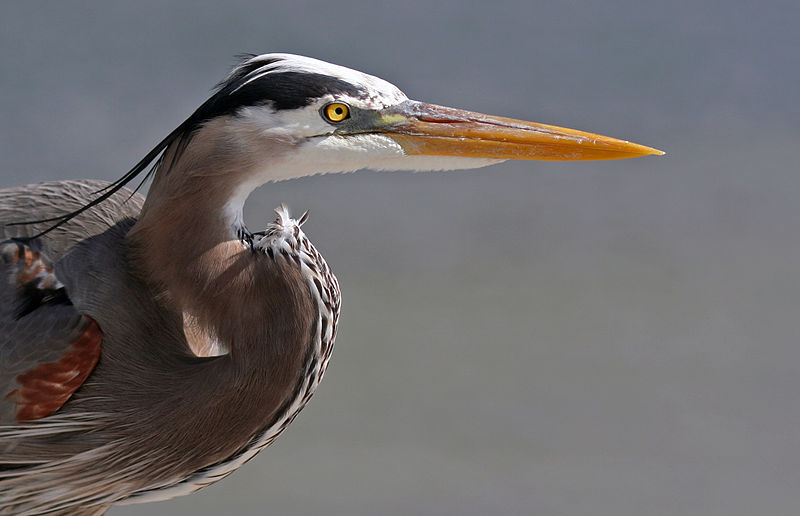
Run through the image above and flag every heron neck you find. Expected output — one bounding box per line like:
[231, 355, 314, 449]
[121, 161, 319, 477]
[126, 135, 312, 369]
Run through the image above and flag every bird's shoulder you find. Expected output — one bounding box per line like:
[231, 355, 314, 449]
[0, 179, 142, 424]
[0, 239, 101, 424]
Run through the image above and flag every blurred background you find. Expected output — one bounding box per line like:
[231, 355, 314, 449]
[1, 1, 798, 515]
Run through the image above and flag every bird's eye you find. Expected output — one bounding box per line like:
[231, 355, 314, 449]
[323, 102, 350, 123]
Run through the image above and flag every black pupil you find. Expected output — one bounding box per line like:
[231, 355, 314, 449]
[335, 107, 343, 115]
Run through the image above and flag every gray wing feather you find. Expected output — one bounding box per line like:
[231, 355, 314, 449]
[0, 179, 143, 258]
[0, 180, 142, 424]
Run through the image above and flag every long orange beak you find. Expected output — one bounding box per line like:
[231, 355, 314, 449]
[377, 101, 663, 161]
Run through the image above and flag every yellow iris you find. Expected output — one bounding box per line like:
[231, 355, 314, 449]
[324, 102, 350, 122]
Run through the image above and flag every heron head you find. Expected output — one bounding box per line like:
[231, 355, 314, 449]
[176, 53, 662, 183]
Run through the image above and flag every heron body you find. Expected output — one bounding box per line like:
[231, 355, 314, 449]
[0, 54, 661, 515]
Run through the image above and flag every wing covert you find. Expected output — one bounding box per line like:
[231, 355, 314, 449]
[0, 240, 101, 424]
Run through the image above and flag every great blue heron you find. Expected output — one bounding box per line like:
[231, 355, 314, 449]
[0, 53, 662, 515]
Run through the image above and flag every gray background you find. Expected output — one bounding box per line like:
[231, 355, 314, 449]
[2, 1, 798, 515]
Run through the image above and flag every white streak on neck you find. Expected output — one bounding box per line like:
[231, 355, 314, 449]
[222, 180, 260, 236]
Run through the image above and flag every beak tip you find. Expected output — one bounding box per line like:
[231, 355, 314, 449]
[630, 143, 665, 158]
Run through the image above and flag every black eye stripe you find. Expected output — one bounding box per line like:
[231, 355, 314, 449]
[185, 72, 365, 133]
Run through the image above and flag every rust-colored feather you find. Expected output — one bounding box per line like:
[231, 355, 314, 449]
[5, 317, 101, 421]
